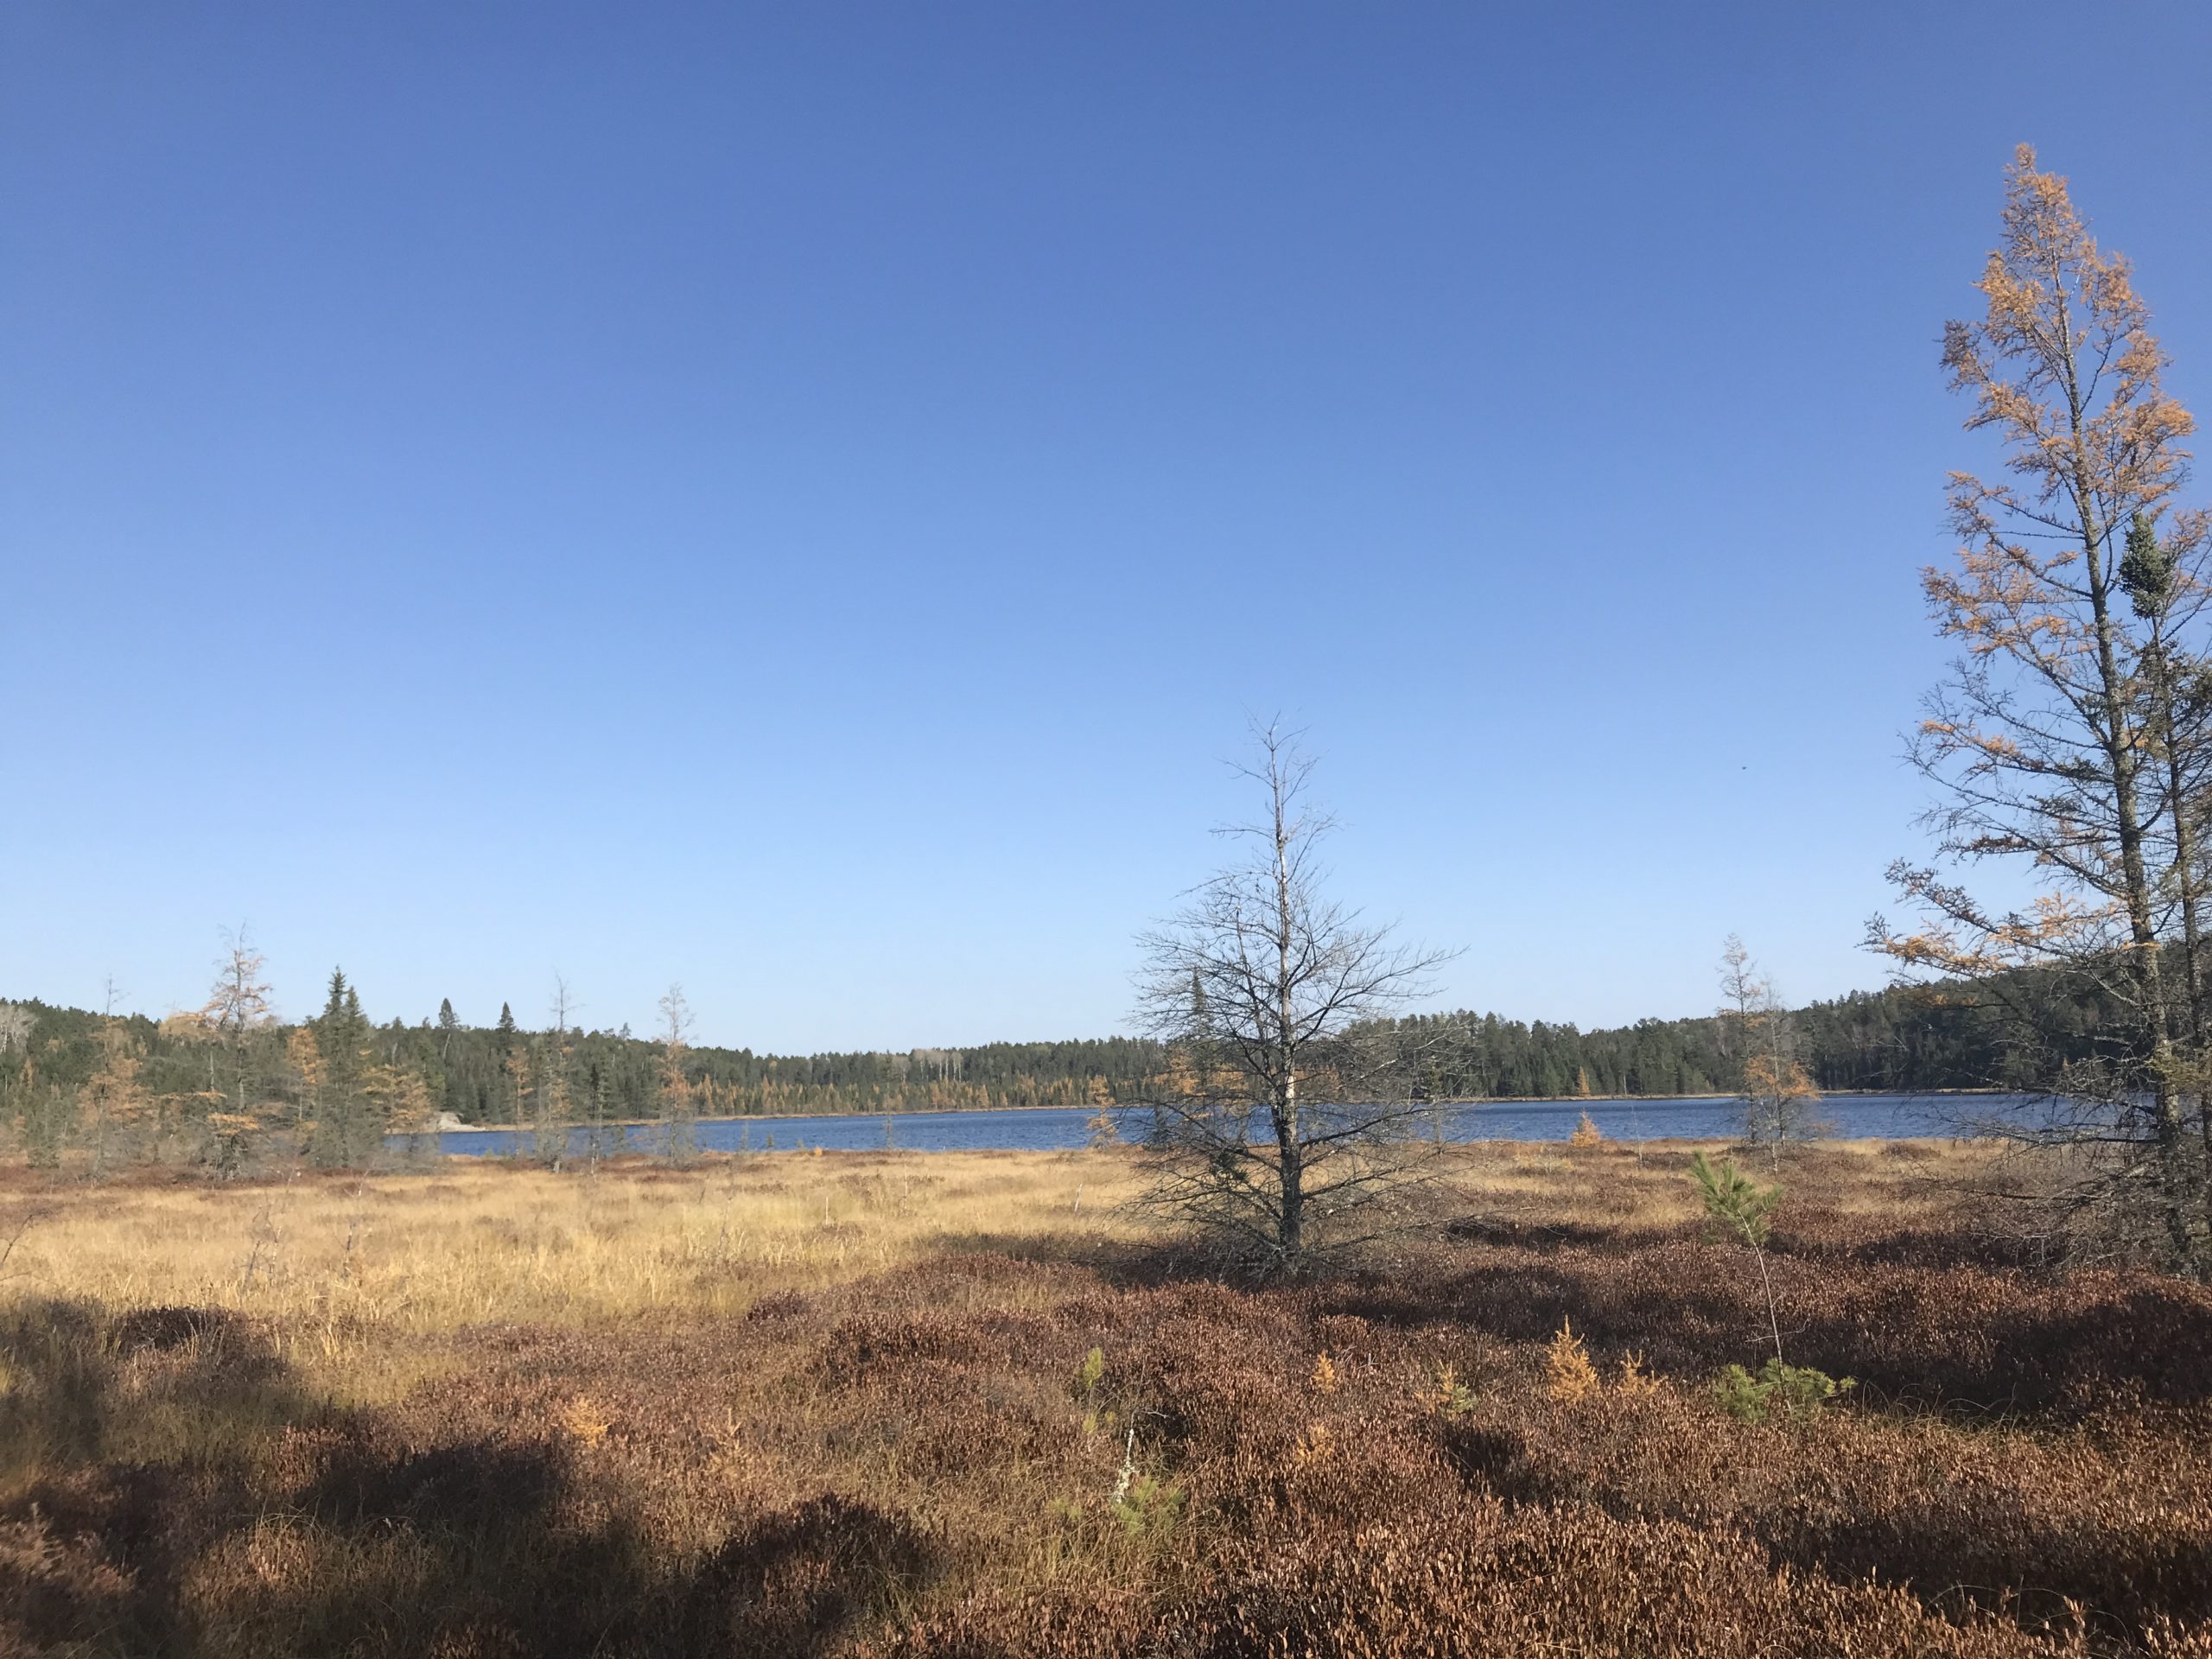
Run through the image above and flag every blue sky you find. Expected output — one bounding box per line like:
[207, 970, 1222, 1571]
[4, 3, 2209, 1049]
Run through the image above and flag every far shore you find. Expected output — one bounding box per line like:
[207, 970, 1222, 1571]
[424, 1085, 2013, 1137]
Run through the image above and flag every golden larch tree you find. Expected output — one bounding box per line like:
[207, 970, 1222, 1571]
[81, 1020, 151, 1175]
[1874, 146, 2211, 1273]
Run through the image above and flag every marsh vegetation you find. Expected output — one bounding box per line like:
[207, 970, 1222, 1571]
[3, 1141, 2210, 1656]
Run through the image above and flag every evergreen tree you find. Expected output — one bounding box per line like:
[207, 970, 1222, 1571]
[18, 1057, 64, 1170]
[311, 969, 373, 1167]
[445, 1067, 475, 1125]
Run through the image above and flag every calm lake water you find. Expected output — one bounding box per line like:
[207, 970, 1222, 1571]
[415, 1093, 2007, 1158]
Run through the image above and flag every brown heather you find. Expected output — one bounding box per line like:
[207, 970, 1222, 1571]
[3, 1141, 2212, 1656]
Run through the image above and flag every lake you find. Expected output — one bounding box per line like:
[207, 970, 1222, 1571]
[413, 1092, 2010, 1158]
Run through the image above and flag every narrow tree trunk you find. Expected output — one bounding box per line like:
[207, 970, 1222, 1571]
[1274, 760, 1302, 1268]
[2094, 599, 2195, 1271]
[2071, 359, 2200, 1274]
[2152, 647, 2208, 1049]
[1751, 1240, 1784, 1369]
[2148, 643, 2212, 1252]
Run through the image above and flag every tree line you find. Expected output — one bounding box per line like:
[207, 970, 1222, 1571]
[0, 948, 1179, 1172]
[0, 930, 2091, 1176]
[1374, 969, 2116, 1103]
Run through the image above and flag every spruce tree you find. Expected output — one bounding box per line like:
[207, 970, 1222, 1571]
[312, 969, 372, 1167]
[492, 1001, 518, 1119]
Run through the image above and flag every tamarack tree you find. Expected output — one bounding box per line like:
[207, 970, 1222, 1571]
[1872, 146, 2212, 1274]
[80, 1019, 149, 1176]
[1132, 724, 1453, 1275]
[1717, 935, 1824, 1166]
[533, 976, 578, 1170]
[200, 927, 276, 1125]
[658, 984, 700, 1164]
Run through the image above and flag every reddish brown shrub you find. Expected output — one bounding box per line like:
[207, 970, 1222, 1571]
[10, 1158, 2212, 1656]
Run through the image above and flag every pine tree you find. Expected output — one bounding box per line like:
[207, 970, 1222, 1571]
[445, 1067, 475, 1125]
[17, 1055, 63, 1170]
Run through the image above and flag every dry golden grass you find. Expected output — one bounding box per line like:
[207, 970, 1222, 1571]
[1, 1138, 1984, 1331]
[0, 1150, 1150, 1385]
[0, 1140, 1988, 1351]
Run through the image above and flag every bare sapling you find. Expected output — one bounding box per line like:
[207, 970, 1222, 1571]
[658, 984, 699, 1165]
[1131, 721, 1456, 1276]
[1718, 937, 1823, 1169]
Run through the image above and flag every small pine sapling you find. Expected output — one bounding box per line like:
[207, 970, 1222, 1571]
[1419, 1362, 1478, 1417]
[1690, 1149, 1852, 1420]
[1073, 1345, 1115, 1436]
[1713, 1358, 1854, 1425]
[1690, 1150, 1783, 1366]
[1108, 1428, 1184, 1542]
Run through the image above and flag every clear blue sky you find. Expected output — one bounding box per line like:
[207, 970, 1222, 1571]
[5, 3, 2209, 1049]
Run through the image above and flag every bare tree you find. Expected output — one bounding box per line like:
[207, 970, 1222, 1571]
[0, 1004, 35, 1056]
[1716, 936, 1823, 1167]
[534, 976, 578, 1169]
[658, 984, 699, 1165]
[1131, 722, 1454, 1275]
[1871, 147, 2212, 1274]
[200, 925, 276, 1122]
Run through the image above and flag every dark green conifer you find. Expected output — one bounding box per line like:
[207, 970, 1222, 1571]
[312, 969, 372, 1167]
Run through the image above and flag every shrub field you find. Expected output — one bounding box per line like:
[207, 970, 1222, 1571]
[3, 1141, 2210, 1656]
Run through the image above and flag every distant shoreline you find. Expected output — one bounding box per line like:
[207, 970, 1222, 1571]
[427, 1086, 2008, 1136]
